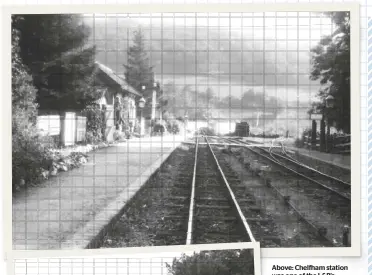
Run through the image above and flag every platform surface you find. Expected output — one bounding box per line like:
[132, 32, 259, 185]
[288, 147, 351, 170]
[12, 135, 183, 250]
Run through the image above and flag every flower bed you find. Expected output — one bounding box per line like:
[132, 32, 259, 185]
[14, 141, 116, 192]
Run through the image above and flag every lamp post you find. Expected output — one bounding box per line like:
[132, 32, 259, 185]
[324, 94, 335, 152]
[152, 82, 158, 121]
[138, 96, 146, 137]
[320, 94, 335, 152]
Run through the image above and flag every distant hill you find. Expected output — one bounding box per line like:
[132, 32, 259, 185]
[83, 16, 316, 127]
[84, 16, 312, 87]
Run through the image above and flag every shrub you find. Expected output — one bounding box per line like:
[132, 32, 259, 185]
[166, 249, 254, 275]
[84, 105, 105, 143]
[86, 129, 103, 144]
[153, 123, 166, 135]
[113, 130, 126, 141]
[198, 127, 215, 136]
[12, 107, 54, 191]
[166, 120, 181, 134]
[12, 20, 53, 191]
[12, 19, 55, 191]
[294, 137, 304, 148]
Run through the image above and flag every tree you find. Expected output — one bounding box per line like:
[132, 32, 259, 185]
[166, 249, 254, 275]
[309, 12, 350, 133]
[12, 16, 38, 121]
[124, 27, 155, 98]
[13, 14, 100, 111]
[12, 16, 53, 190]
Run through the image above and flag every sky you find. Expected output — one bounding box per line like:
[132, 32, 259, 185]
[83, 12, 336, 103]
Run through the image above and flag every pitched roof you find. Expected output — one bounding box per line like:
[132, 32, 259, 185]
[95, 61, 142, 97]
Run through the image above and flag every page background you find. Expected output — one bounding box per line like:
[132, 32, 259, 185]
[0, 0, 368, 274]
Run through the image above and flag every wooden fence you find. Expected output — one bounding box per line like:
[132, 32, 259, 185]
[37, 112, 87, 146]
[303, 133, 351, 155]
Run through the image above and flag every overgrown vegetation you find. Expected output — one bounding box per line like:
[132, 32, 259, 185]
[124, 28, 167, 121]
[13, 14, 100, 111]
[84, 105, 105, 144]
[166, 120, 181, 134]
[198, 127, 216, 136]
[12, 15, 99, 191]
[309, 12, 350, 134]
[124, 28, 154, 96]
[12, 16, 54, 191]
[166, 249, 255, 275]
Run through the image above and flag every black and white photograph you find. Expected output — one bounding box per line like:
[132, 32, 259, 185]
[11, 244, 259, 275]
[9, 5, 359, 254]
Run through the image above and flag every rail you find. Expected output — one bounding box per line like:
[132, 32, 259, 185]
[205, 137, 256, 242]
[217, 137, 343, 247]
[224, 137, 350, 201]
[236, 139, 350, 187]
[186, 136, 199, 245]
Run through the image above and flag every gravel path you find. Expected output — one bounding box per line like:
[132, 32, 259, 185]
[12, 139, 178, 250]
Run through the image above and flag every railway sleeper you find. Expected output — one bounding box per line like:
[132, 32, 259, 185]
[195, 174, 219, 179]
[176, 176, 193, 182]
[195, 215, 238, 222]
[163, 203, 190, 209]
[196, 204, 232, 210]
[162, 215, 188, 221]
[196, 197, 229, 202]
[243, 206, 262, 212]
[197, 185, 230, 189]
[155, 230, 187, 237]
[173, 183, 192, 188]
[245, 217, 271, 224]
[226, 179, 242, 184]
[170, 188, 193, 194]
[177, 172, 194, 177]
[195, 231, 248, 240]
[221, 173, 240, 179]
[236, 198, 257, 204]
[198, 185, 247, 191]
[168, 196, 189, 201]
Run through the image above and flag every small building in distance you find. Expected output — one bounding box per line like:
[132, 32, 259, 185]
[235, 121, 250, 137]
[93, 62, 143, 141]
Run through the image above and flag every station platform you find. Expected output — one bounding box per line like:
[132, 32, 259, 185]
[287, 147, 351, 171]
[12, 135, 183, 250]
[241, 137, 350, 171]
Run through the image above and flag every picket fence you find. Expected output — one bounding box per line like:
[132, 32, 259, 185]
[37, 112, 87, 146]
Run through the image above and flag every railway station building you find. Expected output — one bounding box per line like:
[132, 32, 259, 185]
[93, 62, 145, 141]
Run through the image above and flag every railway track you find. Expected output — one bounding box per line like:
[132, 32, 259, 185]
[224, 138, 350, 201]
[154, 136, 256, 244]
[101, 134, 346, 248]
[185, 136, 338, 247]
[212, 136, 349, 246]
[185, 136, 256, 244]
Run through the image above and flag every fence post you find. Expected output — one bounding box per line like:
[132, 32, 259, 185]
[326, 124, 331, 152]
[75, 114, 79, 144]
[311, 120, 317, 149]
[59, 112, 66, 147]
[320, 119, 326, 152]
[102, 107, 106, 142]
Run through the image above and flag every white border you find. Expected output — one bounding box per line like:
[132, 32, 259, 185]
[2, 3, 361, 259]
[6, 242, 261, 275]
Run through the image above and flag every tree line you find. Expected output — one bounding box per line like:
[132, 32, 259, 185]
[309, 12, 350, 134]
